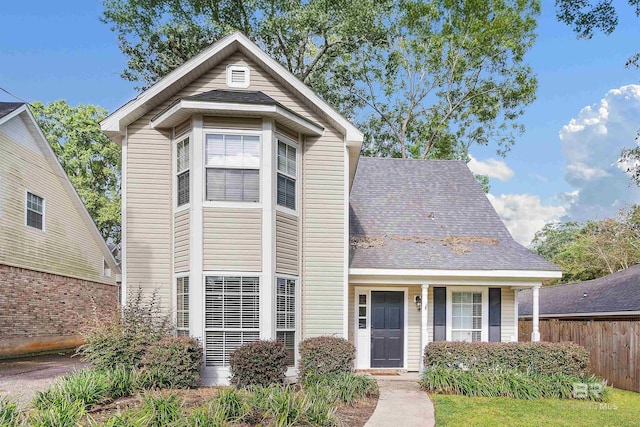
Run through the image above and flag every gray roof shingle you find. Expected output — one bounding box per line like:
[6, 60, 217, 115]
[518, 265, 640, 316]
[349, 157, 559, 271]
[0, 102, 24, 120]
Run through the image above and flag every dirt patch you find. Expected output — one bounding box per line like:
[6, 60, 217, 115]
[337, 394, 379, 427]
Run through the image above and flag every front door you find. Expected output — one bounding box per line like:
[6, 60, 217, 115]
[371, 291, 404, 368]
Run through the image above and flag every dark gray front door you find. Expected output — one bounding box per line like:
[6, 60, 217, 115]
[371, 291, 404, 368]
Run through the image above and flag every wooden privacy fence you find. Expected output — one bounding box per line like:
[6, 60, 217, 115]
[519, 320, 640, 393]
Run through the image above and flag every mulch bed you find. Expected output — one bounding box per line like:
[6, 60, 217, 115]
[86, 387, 379, 426]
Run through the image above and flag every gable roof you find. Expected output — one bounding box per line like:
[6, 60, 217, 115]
[349, 157, 560, 273]
[101, 32, 362, 145]
[0, 102, 23, 120]
[0, 102, 119, 273]
[518, 265, 640, 317]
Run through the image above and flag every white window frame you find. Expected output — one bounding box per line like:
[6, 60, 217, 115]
[203, 129, 262, 209]
[25, 190, 45, 231]
[174, 133, 191, 212]
[175, 274, 190, 336]
[446, 286, 489, 342]
[275, 274, 299, 367]
[203, 274, 261, 367]
[275, 134, 299, 215]
[226, 64, 251, 88]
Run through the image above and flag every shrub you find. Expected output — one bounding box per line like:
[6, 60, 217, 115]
[30, 398, 86, 427]
[209, 387, 251, 422]
[420, 366, 608, 401]
[34, 369, 109, 411]
[78, 290, 173, 370]
[141, 336, 202, 389]
[229, 340, 289, 388]
[298, 336, 355, 379]
[303, 372, 378, 405]
[138, 393, 184, 427]
[423, 341, 590, 377]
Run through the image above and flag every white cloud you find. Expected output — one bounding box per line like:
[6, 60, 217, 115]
[467, 155, 515, 181]
[487, 194, 566, 246]
[558, 84, 640, 221]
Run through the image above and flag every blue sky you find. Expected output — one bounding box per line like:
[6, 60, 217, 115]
[1, 1, 639, 245]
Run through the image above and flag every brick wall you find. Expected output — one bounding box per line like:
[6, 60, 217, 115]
[0, 263, 119, 356]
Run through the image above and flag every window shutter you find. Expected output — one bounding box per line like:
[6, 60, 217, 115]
[433, 287, 446, 341]
[489, 288, 501, 342]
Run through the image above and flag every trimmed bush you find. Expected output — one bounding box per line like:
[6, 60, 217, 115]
[141, 336, 203, 389]
[298, 336, 355, 378]
[423, 341, 590, 377]
[420, 366, 608, 401]
[78, 290, 173, 370]
[229, 340, 289, 387]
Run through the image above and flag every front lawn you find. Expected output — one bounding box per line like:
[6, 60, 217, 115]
[430, 388, 640, 427]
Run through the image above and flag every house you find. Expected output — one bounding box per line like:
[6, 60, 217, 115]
[518, 265, 640, 320]
[100, 32, 561, 384]
[0, 102, 120, 357]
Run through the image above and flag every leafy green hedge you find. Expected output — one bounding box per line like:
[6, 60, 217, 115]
[229, 340, 289, 387]
[420, 367, 608, 401]
[423, 341, 590, 377]
[298, 336, 355, 379]
[141, 336, 202, 389]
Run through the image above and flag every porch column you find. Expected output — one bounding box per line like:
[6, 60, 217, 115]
[531, 284, 541, 342]
[420, 283, 429, 371]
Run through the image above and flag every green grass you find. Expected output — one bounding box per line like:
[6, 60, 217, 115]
[430, 388, 640, 427]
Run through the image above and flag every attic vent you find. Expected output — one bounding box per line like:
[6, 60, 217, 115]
[227, 65, 250, 88]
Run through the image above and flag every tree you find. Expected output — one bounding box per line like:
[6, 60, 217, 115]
[101, 0, 391, 116]
[531, 205, 640, 284]
[30, 101, 122, 244]
[352, 0, 540, 159]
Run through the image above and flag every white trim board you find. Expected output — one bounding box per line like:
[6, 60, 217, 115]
[519, 311, 640, 319]
[350, 268, 562, 280]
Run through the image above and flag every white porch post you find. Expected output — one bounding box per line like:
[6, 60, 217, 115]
[420, 283, 429, 371]
[531, 285, 541, 342]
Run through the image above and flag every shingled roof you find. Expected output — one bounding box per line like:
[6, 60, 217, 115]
[518, 265, 640, 317]
[349, 157, 560, 271]
[0, 102, 24, 120]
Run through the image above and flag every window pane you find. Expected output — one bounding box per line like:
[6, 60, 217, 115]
[359, 306, 366, 317]
[206, 169, 225, 201]
[205, 134, 260, 168]
[243, 136, 260, 168]
[176, 277, 189, 331]
[206, 169, 259, 202]
[177, 171, 189, 206]
[205, 134, 225, 166]
[359, 318, 367, 329]
[359, 295, 367, 305]
[277, 331, 295, 366]
[277, 174, 295, 210]
[177, 138, 189, 172]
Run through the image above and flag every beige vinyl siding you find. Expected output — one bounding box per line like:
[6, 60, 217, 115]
[0, 127, 114, 285]
[203, 208, 261, 271]
[407, 285, 422, 370]
[203, 116, 262, 130]
[175, 119, 191, 138]
[275, 122, 298, 141]
[501, 287, 516, 342]
[174, 210, 190, 272]
[275, 210, 298, 275]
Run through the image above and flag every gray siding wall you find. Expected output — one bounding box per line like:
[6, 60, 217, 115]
[275, 210, 298, 275]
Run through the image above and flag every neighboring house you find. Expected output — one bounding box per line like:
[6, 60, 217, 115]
[518, 265, 640, 320]
[100, 32, 561, 385]
[0, 102, 120, 357]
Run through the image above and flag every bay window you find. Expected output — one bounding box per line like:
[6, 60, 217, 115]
[205, 133, 260, 202]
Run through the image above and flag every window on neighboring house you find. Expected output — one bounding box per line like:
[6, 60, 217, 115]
[176, 138, 190, 207]
[277, 140, 296, 210]
[26, 192, 44, 230]
[276, 277, 296, 366]
[176, 276, 190, 336]
[205, 134, 260, 202]
[204, 276, 260, 366]
[451, 291, 483, 342]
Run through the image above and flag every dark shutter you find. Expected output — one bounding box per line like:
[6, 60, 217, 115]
[433, 287, 446, 341]
[489, 288, 501, 342]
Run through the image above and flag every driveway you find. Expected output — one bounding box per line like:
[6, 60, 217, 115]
[0, 352, 88, 407]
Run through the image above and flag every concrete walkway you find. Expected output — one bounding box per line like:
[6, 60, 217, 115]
[365, 373, 435, 427]
[0, 353, 87, 408]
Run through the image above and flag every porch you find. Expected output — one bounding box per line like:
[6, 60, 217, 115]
[347, 273, 546, 371]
